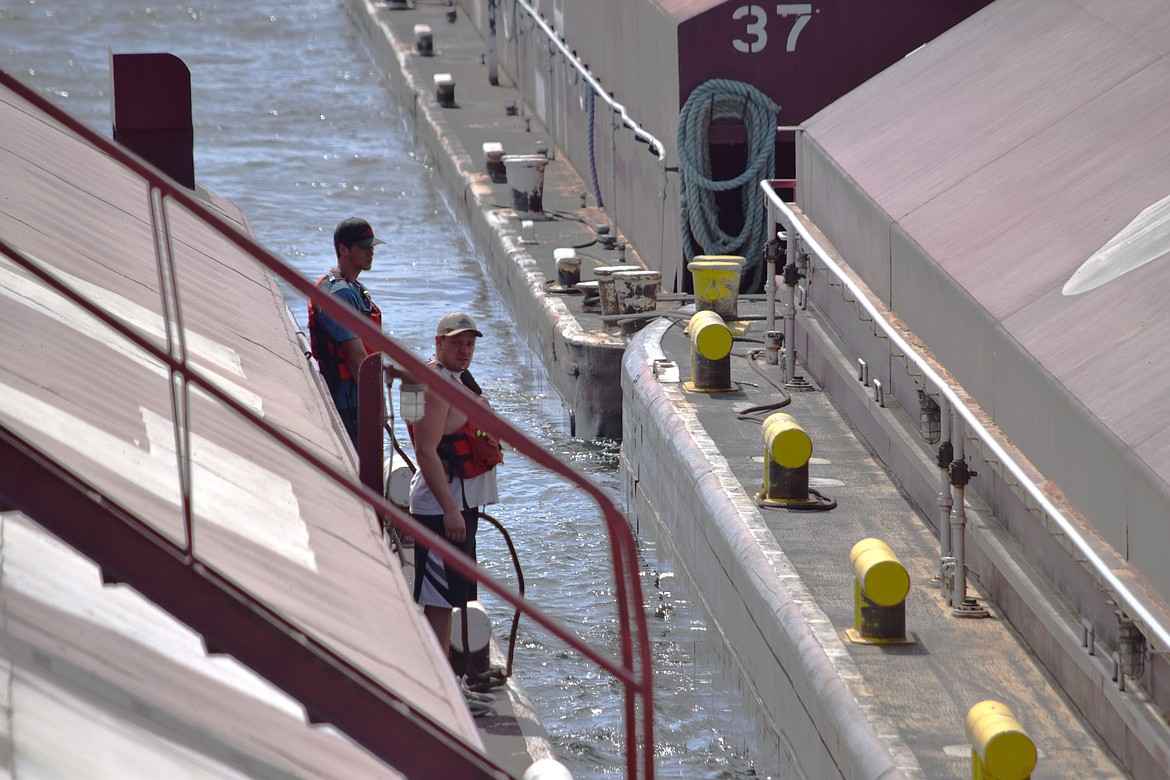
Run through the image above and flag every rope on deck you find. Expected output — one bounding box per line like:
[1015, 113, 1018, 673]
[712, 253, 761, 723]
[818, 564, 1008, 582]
[678, 78, 780, 286]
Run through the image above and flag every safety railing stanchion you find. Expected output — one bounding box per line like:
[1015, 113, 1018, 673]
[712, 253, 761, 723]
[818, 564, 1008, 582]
[358, 354, 385, 496]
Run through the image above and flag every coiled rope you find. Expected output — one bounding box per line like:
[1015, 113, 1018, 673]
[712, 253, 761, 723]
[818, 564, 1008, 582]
[677, 79, 780, 286]
[587, 88, 604, 208]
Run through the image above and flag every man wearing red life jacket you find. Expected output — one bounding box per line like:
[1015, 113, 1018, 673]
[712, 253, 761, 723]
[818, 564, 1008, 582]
[408, 312, 500, 665]
[308, 217, 384, 448]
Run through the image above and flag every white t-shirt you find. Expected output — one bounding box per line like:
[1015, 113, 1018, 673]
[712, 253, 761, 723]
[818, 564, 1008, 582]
[408, 364, 500, 514]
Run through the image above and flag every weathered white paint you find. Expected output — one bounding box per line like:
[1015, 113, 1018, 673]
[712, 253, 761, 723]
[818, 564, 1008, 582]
[0, 383, 315, 571]
[140, 407, 316, 571]
[1064, 193, 1170, 295]
[0, 256, 262, 413]
[13, 673, 255, 778]
[4, 516, 305, 721]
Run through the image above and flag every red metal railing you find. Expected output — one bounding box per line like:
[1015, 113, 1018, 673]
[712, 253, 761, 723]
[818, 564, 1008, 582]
[0, 68, 654, 778]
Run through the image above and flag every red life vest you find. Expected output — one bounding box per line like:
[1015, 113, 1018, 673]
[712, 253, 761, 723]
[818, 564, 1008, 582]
[307, 270, 383, 384]
[437, 417, 503, 480]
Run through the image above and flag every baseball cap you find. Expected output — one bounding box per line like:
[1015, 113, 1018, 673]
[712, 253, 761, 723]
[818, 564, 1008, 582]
[436, 311, 484, 338]
[333, 217, 385, 248]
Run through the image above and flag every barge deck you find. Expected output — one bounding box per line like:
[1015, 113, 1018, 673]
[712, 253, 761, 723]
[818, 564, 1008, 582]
[345, 0, 1170, 776]
[0, 64, 555, 779]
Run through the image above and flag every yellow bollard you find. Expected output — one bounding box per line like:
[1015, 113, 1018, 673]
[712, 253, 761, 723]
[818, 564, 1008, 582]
[754, 413, 837, 510]
[966, 700, 1037, 780]
[684, 310, 734, 392]
[845, 538, 913, 645]
[763, 412, 812, 469]
[760, 412, 812, 501]
[687, 255, 745, 318]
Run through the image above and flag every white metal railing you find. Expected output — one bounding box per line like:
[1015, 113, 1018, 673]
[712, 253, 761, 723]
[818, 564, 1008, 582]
[760, 179, 1170, 654]
[507, 0, 666, 160]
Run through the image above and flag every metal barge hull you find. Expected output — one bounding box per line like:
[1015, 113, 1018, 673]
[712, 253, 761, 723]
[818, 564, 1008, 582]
[342, 1, 1170, 778]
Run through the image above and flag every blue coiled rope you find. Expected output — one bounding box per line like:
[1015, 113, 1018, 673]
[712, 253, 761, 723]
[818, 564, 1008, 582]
[677, 79, 780, 285]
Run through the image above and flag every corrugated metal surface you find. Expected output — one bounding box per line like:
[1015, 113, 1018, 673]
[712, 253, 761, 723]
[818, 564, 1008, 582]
[798, 0, 1170, 601]
[0, 78, 481, 776]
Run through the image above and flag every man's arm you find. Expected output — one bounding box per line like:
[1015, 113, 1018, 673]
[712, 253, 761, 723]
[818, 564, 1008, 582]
[339, 337, 368, 382]
[412, 384, 466, 542]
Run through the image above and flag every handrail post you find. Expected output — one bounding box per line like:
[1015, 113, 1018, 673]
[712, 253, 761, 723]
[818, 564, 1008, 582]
[358, 354, 385, 512]
[783, 232, 799, 385]
[937, 396, 954, 596]
[949, 420, 967, 608]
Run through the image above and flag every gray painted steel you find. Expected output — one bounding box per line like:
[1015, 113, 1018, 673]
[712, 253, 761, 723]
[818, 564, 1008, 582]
[620, 310, 1130, 778]
[800, 0, 1170, 619]
[327, 0, 1170, 775]
[779, 207, 1170, 777]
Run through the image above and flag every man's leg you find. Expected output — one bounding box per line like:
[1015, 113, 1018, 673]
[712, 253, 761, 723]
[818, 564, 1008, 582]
[412, 513, 453, 657]
[414, 508, 477, 666]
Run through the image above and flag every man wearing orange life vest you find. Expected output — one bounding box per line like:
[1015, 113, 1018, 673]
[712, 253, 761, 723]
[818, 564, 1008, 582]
[408, 312, 500, 661]
[308, 217, 384, 448]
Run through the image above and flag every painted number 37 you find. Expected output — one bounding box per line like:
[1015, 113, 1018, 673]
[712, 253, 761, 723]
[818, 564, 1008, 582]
[732, 4, 813, 54]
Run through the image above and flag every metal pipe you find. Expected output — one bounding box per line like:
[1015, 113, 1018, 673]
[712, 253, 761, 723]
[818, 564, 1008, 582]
[764, 230, 783, 365]
[766, 225, 784, 335]
[766, 237, 777, 335]
[486, 0, 498, 85]
[512, 0, 666, 160]
[760, 180, 1170, 652]
[783, 234, 798, 384]
[796, 242, 811, 306]
[938, 398, 953, 559]
[950, 421, 968, 609]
